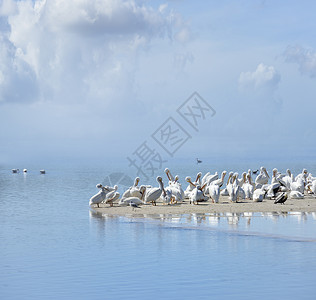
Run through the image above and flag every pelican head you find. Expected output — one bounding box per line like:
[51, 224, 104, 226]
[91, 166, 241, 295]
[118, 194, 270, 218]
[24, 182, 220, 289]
[185, 176, 191, 183]
[196, 172, 202, 181]
[96, 183, 103, 188]
[174, 175, 179, 182]
[242, 172, 247, 181]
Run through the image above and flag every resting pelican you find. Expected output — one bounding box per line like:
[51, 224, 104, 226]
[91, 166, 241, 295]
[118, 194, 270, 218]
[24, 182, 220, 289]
[122, 177, 141, 198]
[255, 167, 269, 188]
[252, 188, 266, 202]
[103, 185, 120, 206]
[291, 177, 305, 194]
[23, 169, 27, 173]
[144, 176, 165, 206]
[89, 184, 110, 207]
[290, 191, 304, 199]
[184, 172, 202, 198]
[186, 177, 208, 204]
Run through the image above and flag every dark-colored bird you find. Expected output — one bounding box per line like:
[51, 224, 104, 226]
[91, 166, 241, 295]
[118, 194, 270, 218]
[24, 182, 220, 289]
[274, 192, 288, 205]
[252, 169, 259, 175]
[196, 158, 202, 164]
[129, 201, 140, 211]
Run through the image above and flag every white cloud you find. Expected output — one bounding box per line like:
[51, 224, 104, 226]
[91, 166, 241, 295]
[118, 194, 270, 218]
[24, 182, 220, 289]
[238, 63, 280, 93]
[0, 0, 187, 104]
[284, 45, 316, 78]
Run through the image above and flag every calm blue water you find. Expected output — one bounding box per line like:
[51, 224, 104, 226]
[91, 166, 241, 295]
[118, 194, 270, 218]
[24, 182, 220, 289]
[1, 162, 316, 299]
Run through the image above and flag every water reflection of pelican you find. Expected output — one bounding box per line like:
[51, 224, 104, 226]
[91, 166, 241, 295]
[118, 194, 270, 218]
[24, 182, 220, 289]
[208, 213, 220, 226]
[243, 212, 253, 226]
[293, 212, 307, 223]
[226, 212, 240, 226]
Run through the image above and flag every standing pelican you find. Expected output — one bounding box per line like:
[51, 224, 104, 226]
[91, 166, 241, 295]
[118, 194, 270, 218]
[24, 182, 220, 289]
[243, 174, 254, 199]
[144, 176, 165, 206]
[89, 185, 110, 208]
[255, 167, 269, 188]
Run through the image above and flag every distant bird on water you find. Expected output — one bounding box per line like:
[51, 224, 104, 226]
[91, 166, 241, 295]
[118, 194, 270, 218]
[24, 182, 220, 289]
[274, 192, 288, 205]
[40, 170, 46, 174]
[12, 169, 19, 173]
[196, 158, 202, 164]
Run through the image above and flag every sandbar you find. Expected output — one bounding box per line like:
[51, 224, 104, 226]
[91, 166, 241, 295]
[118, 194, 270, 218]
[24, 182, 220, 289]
[92, 195, 316, 216]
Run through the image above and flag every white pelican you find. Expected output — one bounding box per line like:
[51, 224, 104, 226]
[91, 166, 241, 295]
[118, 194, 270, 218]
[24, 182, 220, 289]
[122, 177, 140, 198]
[295, 169, 308, 183]
[255, 167, 269, 188]
[164, 168, 175, 183]
[205, 184, 220, 203]
[89, 185, 110, 207]
[23, 169, 27, 173]
[144, 176, 165, 206]
[103, 185, 120, 207]
[228, 174, 240, 203]
[184, 172, 202, 198]
[282, 169, 293, 190]
[289, 191, 304, 199]
[185, 177, 208, 204]
[220, 172, 233, 196]
[210, 171, 227, 187]
[291, 178, 305, 194]
[204, 172, 219, 185]
[242, 174, 254, 199]
[252, 188, 266, 202]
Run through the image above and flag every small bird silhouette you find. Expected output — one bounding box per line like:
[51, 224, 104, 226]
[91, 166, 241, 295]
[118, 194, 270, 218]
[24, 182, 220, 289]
[129, 201, 140, 211]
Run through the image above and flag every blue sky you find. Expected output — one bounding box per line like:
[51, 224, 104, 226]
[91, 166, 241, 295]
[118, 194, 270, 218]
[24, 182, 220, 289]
[0, 0, 316, 165]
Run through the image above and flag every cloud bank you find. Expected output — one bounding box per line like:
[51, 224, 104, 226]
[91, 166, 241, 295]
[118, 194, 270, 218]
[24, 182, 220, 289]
[0, 0, 187, 105]
[284, 45, 316, 78]
[238, 63, 281, 94]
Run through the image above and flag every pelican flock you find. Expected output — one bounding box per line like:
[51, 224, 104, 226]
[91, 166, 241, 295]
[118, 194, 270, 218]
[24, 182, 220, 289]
[89, 167, 316, 208]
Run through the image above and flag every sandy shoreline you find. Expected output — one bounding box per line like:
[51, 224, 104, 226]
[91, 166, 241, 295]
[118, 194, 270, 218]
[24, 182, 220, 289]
[91, 195, 316, 216]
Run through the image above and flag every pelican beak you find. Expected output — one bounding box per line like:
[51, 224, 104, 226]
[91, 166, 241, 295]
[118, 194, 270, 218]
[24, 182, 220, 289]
[201, 183, 207, 190]
[264, 169, 270, 178]
[187, 178, 196, 187]
[227, 174, 232, 185]
[165, 170, 171, 181]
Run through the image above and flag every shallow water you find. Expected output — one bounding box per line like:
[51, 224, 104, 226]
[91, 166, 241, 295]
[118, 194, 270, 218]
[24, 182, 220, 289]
[1, 163, 316, 299]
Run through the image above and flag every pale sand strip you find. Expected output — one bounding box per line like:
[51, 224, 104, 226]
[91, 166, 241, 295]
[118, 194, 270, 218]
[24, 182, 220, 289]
[92, 195, 316, 216]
